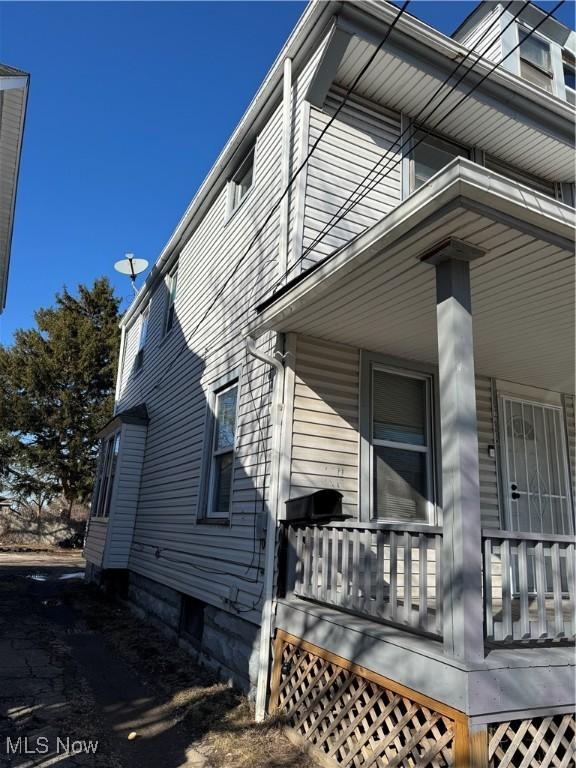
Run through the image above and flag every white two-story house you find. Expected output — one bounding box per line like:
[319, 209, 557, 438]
[84, 2, 575, 766]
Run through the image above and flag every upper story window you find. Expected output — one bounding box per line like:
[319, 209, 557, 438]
[228, 148, 254, 214]
[484, 155, 556, 198]
[135, 305, 149, 371]
[411, 131, 470, 191]
[164, 265, 178, 335]
[205, 381, 238, 520]
[518, 26, 553, 93]
[92, 431, 121, 518]
[563, 52, 575, 105]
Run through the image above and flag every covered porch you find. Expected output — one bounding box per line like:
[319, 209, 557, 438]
[248, 158, 575, 659]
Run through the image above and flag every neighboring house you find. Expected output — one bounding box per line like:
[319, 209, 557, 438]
[0, 63, 28, 313]
[84, 2, 575, 765]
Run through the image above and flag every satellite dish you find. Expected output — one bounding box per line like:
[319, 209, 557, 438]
[114, 253, 149, 293]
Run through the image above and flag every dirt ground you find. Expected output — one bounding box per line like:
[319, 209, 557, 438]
[0, 551, 317, 768]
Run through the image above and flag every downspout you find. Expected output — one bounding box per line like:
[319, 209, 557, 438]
[246, 334, 285, 722]
[278, 58, 293, 279]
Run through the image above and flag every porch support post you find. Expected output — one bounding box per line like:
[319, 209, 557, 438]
[422, 238, 486, 664]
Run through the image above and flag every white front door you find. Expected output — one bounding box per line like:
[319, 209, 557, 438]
[499, 396, 574, 536]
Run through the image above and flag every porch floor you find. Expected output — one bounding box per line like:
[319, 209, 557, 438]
[275, 596, 575, 720]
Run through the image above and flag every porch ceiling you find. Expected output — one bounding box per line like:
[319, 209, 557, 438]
[248, 159, 575, 394]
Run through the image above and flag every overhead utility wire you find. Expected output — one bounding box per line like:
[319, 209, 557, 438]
[290, 0, 554, 273]
[149, 0, 411, 395]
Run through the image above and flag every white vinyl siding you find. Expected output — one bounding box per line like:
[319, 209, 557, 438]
[300, 88, 402, 269]
[458, 5, 503, 62]
[83, 518, 108, 567]
[110, 39, 331, 622]
[289, 336, 360, 519]
[476, 377, 501, 530]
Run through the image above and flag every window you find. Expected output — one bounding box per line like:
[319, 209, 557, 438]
[411, 131, 469, 191]
[205, 382, 238, 519]
[518, 26, 553, 93]
[484, 155, 556, 198]
[92, 431, 121, 517]
[135, 305, 149, 371]
[370, 367, 434, 523]
[164, 265, 178, 334]
[563, 52, 575, 105]
[229, 149, 254, 213]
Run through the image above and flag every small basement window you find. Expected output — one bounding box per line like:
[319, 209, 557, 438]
[164, 265, 178, 335]
[135, 305, 149, 371]
[518, 26, 553, 93]
[411, 130, 469, 191]
[180, 595, 205, 646]
[229, 149, 254, 213]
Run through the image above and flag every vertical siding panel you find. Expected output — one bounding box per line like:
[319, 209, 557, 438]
[476, 376, 501, 529]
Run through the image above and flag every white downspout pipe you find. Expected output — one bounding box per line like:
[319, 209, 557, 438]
[246, 334, 285, 722]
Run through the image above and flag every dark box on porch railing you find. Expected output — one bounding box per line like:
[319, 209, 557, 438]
[284, 489, 348, 525]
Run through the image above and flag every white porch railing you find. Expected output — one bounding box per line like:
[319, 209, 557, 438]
[283, 521, 443, 638]
[281, 522, 576, 646]
[483, 530, 576, 644]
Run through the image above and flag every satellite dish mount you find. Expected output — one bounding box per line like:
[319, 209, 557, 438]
[114, 253, 149, 294]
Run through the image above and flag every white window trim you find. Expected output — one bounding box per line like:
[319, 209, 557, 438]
[359, 351, 438, 524]
[164, 264, 178, 336]
[91, 430, 121, 518]
[225, 145, 256, 221]
[135, 304, 150, 371]
[198, 371, 241, 523]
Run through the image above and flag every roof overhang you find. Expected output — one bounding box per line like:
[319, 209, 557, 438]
[0, 65, 29, 313]
[309, 2, 574, 180]
[121, 0, 575, 326]
[97, 404, 149, 439]
[247, 158, 575, 393]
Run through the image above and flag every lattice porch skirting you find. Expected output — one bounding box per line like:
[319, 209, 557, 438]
[269, 630, 472, 768]
[488, 714, 575, 768]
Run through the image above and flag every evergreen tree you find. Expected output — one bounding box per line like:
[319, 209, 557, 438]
[0, 278, 121, 518]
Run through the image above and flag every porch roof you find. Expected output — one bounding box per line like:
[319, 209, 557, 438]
[247, 159, 575, 394]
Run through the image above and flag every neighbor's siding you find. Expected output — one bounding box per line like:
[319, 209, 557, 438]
[458, 5, 503, 62]
[300, 88, 402, 269]
[83, 518, 108, 567]
[289, 336, 360, 518]
[103, 422, 147, 568]
[106, 36, 331, 624]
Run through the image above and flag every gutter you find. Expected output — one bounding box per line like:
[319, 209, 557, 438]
[245, 335, 285, 722]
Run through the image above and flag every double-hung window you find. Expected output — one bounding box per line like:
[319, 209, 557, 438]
[92, 431, 121, 518]
[135, 305, 149, 370]
[518, 26, 553, 92]
[164, 265, 178, 334]
[411, 130, 469, 191]
[228, 149, 254, 214]
[205, 382, 239, 520]
[370, 367, 435, 523]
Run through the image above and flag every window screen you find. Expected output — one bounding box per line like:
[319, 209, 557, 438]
[518, 27, 553, 92]
[371, 369, 433, 522]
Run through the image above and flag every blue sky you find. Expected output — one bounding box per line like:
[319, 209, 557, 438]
[0, 1, 574, 343]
